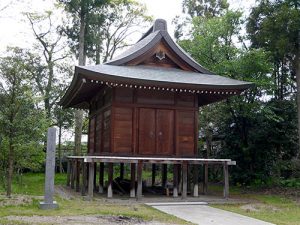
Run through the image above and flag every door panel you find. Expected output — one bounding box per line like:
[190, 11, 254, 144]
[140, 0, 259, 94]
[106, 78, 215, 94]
[156, 109, 174, 155]
[138, 108, 156, 155]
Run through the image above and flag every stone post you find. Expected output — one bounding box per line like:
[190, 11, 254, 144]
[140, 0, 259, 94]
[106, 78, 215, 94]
[40, 127, 58, 209]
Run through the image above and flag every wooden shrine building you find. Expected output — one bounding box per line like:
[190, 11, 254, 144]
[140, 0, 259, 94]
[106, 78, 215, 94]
[60, 19, 252, 199]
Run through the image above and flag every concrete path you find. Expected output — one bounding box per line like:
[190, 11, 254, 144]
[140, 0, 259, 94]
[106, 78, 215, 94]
[147, 203, 275, 225]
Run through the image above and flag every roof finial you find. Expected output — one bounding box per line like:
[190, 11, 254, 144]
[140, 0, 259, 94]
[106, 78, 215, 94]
[153, 19, 167, 32]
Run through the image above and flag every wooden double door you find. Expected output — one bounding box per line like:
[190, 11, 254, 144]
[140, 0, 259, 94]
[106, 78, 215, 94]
[138, 108, 174, 155]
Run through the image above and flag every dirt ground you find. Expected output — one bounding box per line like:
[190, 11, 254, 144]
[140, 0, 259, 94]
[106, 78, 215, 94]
[4, 215, 171, 225]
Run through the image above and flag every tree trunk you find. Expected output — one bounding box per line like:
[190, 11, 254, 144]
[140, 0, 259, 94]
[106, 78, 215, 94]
[74, 10, 86, 156]
[296, 33, 300, 159]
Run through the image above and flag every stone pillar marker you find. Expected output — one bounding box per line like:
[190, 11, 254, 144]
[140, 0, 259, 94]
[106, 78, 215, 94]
[40, 127, 58, 209]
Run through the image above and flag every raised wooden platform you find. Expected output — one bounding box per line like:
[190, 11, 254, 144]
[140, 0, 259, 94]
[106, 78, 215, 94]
[66, 156, 235, 200]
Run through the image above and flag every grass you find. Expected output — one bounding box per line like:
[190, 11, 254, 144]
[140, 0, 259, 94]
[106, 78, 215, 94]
[2, 172, 300, 225]
[0, 172, 189, 224]
[213, 192, 300, 225]
[0, 173, 67, 196]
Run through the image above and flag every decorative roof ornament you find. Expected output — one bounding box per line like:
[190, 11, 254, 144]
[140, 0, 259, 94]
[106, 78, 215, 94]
[156, 50, 166, 60]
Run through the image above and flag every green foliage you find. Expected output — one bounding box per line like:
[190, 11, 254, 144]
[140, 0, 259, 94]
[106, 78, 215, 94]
[0, 47, 49, 191]
[247, 0, 300, 99]
[179, 8, 298, 184]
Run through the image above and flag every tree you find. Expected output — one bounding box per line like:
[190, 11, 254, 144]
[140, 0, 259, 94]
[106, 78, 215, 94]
[173, 0, 229, 40]
[26, 11, 71, 120]
[99, 0, 152, 62]
[179, 10, 282, 184]
[247, 0, 300, 158]
[182, 0, 229, 18]
[59, 0, 110, 157]
[0, 47, 48, 197]
[53, 105, 74, 173]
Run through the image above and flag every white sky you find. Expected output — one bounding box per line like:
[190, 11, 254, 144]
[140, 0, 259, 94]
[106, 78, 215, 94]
[0, 0, 256, 53]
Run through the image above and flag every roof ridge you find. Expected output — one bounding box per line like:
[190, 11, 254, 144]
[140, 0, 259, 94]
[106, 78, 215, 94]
[138, 19, 167, 42]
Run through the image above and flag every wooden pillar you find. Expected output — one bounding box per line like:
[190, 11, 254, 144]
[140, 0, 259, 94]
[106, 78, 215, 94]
[162, 164, 167, 187]
[75, 160, 80, 192]
[178, 164, 182, 195]
[88, 162, 94, 200]
[81, 161, 87, 196]
[193, 164, 199, 197]
[120, 163, 124, 179]
[66, 160, 71, 186]
[130, 163, 136, 198]
[151, 164, 156, 186]
[203, 163, 208, 194]
[223, 162, 229, 199]
[107, 163, 113, 198]
[70, 160, 75, 189]
[137, 161, 143, 199]
[173, 164, 179, 197]
[93, 163, 97, 189]
[182, 162, 188, 199]
[98, 162, 104, 194]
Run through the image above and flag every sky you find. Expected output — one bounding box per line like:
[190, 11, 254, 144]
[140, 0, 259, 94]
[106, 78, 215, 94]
[0, 0, 256, 53]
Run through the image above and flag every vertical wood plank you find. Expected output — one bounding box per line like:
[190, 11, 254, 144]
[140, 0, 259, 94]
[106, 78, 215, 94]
[173, 164, 178, 197]
[193, 164, 199, 197]
[107, 163, 113, 198]
[98, 162, 104, 194]
[88, 162, 94, 200]
[223, 162, 229, 199]
[137, 161, 143, 199]
[130, 163, 136, 198]
[151, 164, 156, 186]
[81, 161, 87, 196]
[182, 162, 188, 199]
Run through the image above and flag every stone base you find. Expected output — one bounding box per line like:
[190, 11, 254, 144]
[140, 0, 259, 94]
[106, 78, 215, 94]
[39, 201, 58, 210]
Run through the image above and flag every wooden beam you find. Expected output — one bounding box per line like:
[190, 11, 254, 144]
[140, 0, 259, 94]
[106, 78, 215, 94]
[173, 164, 178, 197]
[223, 162, 229, 199]
[178, 164, 182, 195]
[152, 164, 156, 186]
[182, 162, 188, 199]
[93, 163, 97, 189]
[137, 161, 143, 199]
[70, 160, 75, 189]
[120, 163, 124, 179]
[75, 160, 80, 192]
[193, 164, 199, 197]
[203, 163, 208, 195]
[88, 162, 94, 200]
[107, 163, 113, 198]
[130, 163, 136, 198]
[98, 162, 104, 194]
[66, 160, 71, 187]
[81, 161, 87, 196]
[162, 164, 167, 188]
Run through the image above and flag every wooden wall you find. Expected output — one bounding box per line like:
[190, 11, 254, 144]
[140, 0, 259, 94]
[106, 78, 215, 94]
[88, 87, 199, 157]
